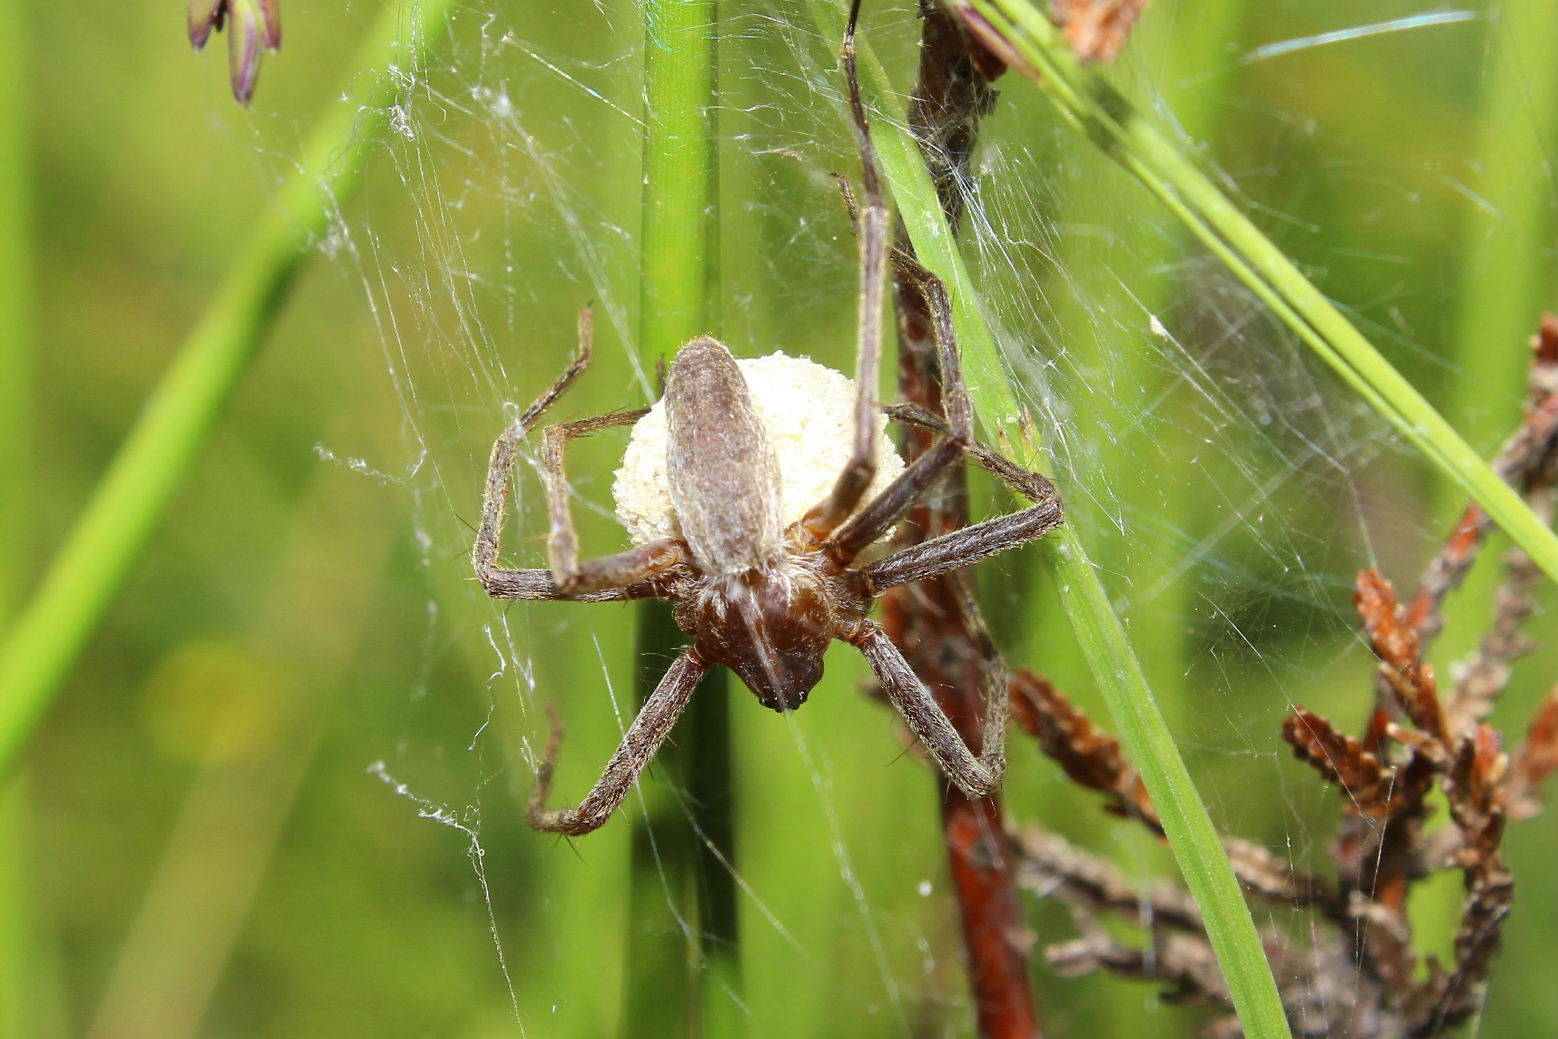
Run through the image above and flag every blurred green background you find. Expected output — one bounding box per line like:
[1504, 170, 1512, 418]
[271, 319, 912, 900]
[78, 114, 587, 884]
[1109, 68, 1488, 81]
[3, 1, 1554, 1036]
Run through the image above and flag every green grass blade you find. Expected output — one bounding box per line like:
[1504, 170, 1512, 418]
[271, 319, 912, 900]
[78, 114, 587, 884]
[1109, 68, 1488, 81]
[0, 0, 27, 607]
[639, 0, 722, 365]
[804, 1, 1019, 431]
[0, 0, 31, 639]
[957, 0, 1558, 585]
[0, 0, 458, 784]
[805, 3, 1291, 1036]
[1029, 8, 1252, 1032]
[0, 0, 37, 1028]
[1044, 526, 1290, 1037]
[625, 2, 739, 1034]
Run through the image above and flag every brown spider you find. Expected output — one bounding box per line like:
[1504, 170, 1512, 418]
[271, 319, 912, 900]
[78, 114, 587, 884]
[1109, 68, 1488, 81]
[471, 4, 1063, 835]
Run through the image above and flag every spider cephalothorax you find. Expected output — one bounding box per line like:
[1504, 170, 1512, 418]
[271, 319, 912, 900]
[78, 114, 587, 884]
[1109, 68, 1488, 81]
[469, 7, 1063, 835]
[676, 561, 844, 713]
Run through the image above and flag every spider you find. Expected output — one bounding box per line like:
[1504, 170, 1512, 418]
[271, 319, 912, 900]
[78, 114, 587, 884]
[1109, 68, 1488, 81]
[471, 3, 1063, 836]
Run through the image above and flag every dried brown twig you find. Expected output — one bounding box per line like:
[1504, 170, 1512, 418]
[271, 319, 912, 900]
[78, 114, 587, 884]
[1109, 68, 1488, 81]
[1407, 313, 1558, 664]
[1001, 318, 1557, 1037]
[1281, 707, 1390, 812]
[1009, 670, 1158, 831]
[871, 10, 1548, 1031]
[1506, 688, 1558, 819]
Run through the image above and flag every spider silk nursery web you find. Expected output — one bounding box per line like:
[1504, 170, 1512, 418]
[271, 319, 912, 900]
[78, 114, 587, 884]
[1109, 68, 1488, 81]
[296, 0, 1555, 1034]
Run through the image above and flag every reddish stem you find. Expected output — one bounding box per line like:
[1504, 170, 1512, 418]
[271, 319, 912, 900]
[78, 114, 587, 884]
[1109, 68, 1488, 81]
[879, 10, 1037, 1036]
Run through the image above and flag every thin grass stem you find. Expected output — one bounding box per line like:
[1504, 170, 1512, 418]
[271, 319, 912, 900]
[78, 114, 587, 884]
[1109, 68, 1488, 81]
[1031, 9, 1251, 1031]
[805, 3, 1291, 1036]
[956, 0, 1557, 585]
[0, 0, 35, 1023]
[625, 2, 739, 1034]
[0, 0, 458, 783]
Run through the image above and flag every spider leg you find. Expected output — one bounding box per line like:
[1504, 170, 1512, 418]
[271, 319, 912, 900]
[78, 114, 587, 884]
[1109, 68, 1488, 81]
[852, 622, 1006, 797]
[527, 649, 708, 835]
[827, 436, 964, 563]
[801, 0, 889, 539]
[823, 243, 982, 564]
[862, 404, 1062, 591]
[472, 307, 682, 601]
[833, 164, 975, 440]
[473, 308, 591, 589]
[864, 502, 1060, 592]
[825, 175, 1063, 572]
[540, 412, 681, 594]
[477, 568, 665, 603]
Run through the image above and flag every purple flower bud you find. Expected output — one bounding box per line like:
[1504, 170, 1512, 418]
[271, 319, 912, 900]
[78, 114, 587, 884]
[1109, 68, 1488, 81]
[188, 0, 282, 105]
[188, 0, 224, 50]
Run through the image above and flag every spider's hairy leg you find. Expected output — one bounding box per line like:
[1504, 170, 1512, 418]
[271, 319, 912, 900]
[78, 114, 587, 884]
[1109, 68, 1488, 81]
[852, 622, 1006, 797]
[540, 412, 683, 594]
[828, 213, 1063, 572]
[825, 250, 976, 564]
[863, 404, 1062, 591]
[473, 307, 594, 586]
[802, 0, 889, 539]
[527, 650, 708, 835]
[473, 306, 677, 601]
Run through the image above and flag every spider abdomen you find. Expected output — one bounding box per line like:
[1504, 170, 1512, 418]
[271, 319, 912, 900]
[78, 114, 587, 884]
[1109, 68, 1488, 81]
[664, 337, 784, 574]
[613, 351, 906, 554]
